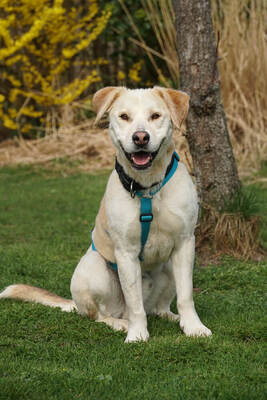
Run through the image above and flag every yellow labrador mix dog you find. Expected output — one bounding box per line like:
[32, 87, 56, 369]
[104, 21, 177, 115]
[0, 87, 212, 342]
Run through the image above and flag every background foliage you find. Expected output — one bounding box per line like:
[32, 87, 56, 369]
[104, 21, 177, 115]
[0, 0, 266, 178]
[0, 0, 111, 138]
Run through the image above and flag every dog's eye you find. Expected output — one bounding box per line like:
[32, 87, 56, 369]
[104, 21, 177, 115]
[151, 113, 161, 120]
[120, 113, 129, 121]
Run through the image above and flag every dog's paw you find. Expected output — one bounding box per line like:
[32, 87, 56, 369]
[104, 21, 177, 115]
[180, 318, 212, 337]
[97, 317, 129, 332]
[112, 318, 129, 332]
[61, 302, 78, 312]
[125, 327, 149, 343]
[155, 310, 180, 321]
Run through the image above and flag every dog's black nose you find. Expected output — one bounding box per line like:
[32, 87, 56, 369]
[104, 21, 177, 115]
[132, 131, 150, 147]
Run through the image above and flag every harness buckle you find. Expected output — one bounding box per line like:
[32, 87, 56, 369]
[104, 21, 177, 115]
[140, 213, 153, 223]
[130, 180, 136, 198]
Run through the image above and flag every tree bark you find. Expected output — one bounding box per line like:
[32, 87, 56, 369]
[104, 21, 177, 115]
[173, 0, 240, 208]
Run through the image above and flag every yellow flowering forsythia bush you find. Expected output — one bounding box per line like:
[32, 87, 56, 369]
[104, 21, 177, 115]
[0, 0, 111, 136]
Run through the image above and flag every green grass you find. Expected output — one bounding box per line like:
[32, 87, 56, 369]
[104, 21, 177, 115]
[0, 165, 266, 400]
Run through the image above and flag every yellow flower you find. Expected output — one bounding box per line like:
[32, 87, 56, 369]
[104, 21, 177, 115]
[117, 71, 126, 80]
[2, 72, 21, 87]
[20, 106, 43, 118]
[1, 0, 111, 132]
[3, 115, 18, 130]
[157, 70, 168, 85]
[21, 124, 33, 134]
[8, 108, 17, 118]
[128, 60, 143, 83]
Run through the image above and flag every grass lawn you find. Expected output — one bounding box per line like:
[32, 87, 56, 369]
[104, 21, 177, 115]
[0, 165, 266, 400]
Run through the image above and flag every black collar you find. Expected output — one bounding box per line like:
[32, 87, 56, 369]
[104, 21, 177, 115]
[115, 152, 178, 198]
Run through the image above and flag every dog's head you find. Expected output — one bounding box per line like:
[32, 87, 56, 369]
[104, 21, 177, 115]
[93, 86, 189, 171]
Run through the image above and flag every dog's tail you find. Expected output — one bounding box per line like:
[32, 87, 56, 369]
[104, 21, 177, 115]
[0, 284, 77, 312]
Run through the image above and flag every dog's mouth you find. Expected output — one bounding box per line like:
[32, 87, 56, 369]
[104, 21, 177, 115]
[131, 151, 153, 169]
[124, 150, 158, 170]
[119, 140, 164, 170]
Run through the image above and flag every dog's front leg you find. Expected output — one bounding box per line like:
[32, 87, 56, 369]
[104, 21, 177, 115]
[115, 250, 149, 343]
[171, 236, 212, 337]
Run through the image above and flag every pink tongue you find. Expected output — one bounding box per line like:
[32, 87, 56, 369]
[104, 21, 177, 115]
[132, 153, 151, 165]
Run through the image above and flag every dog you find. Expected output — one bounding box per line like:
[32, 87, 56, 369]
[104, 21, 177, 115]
[0, 86, 212, 342]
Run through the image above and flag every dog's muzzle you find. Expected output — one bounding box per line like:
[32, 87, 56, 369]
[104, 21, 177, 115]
[119, 137, 164, 170]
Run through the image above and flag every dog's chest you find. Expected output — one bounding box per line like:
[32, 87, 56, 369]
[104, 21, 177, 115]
[105, 166, 197, 269]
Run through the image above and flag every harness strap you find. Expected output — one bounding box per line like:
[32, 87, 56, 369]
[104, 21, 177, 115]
[138, 197, 153, 261]
[91, 151, 179, 271]
[136, 151, 179, 261]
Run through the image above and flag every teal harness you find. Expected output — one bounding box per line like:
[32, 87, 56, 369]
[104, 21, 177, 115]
[92, 151, 179, 271]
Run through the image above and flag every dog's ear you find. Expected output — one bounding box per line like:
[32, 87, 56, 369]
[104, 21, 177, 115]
[154, 87, 189, 129]
[92, 86, 125, 125]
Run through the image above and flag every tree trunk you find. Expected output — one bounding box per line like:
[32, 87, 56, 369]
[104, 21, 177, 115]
[173, 0, 240, 208]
